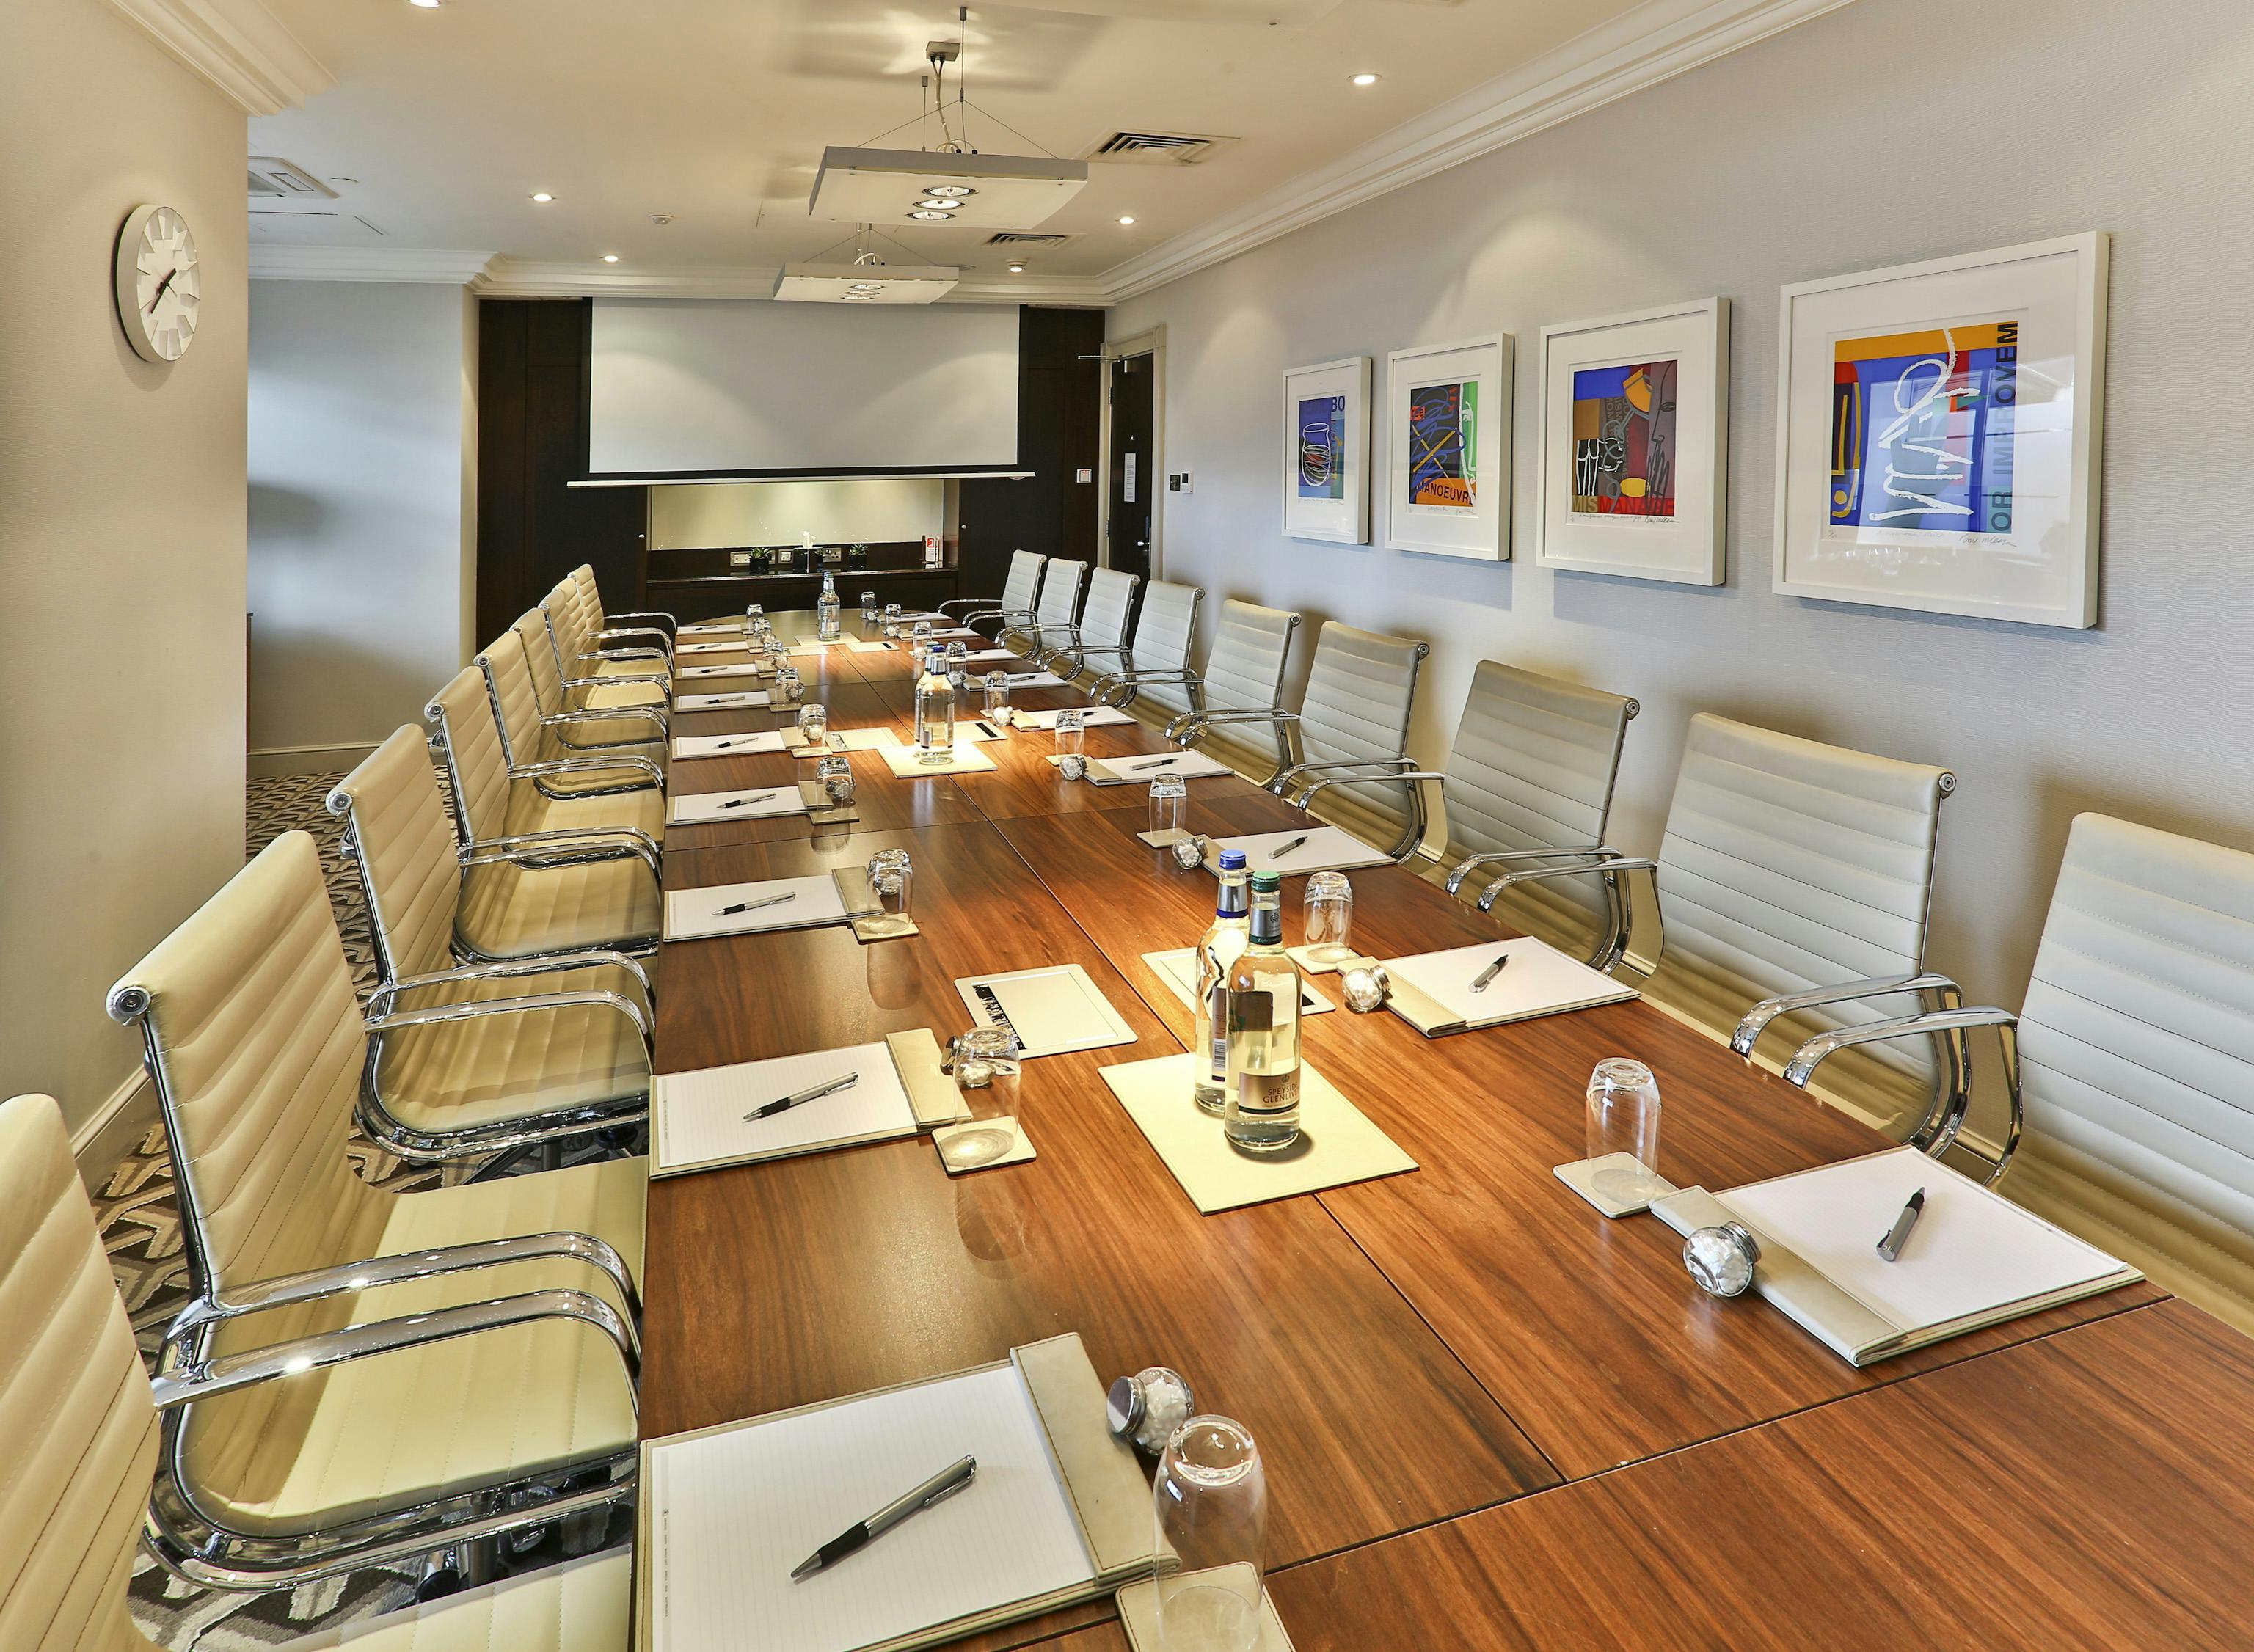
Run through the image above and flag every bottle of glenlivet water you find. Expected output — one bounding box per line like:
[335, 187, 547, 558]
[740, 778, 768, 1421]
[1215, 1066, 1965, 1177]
[1224, 871, 1302, 1152]
[1192, 849, 1252, 1116]
[913, 646, 955, 764]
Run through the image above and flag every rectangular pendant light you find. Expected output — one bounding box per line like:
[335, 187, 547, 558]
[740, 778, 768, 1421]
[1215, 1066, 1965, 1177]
[770, 263, 963, 303]
[808, 147, 1088, 230]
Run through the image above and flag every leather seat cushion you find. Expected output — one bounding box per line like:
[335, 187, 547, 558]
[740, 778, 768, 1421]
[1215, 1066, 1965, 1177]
[503, 781, 665, 844]
[456, 855, 661, 960]
[285, 1551, 629, 1651]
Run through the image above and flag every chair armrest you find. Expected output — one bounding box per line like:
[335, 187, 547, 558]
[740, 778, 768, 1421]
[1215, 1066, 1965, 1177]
[1269, 756, 1420, 796]
[153, 1285, 638, 1408]
[544, 705, 670, 740]
[1731, 972, 1963, 1056]
[1443, 844, 1616, 896]
[1781, 1005, 2017, 1087]
[605, 608, 676, 631]
[597, 623, 674, 647]
[368, 984, 653, 1047]
[513, 754, 665, 791]
[371, 949, 654, 1016]
[1474, 855, 1657, 911]
[463, 826, 661, 879]
[1167, 705, 1292, 743]
[561, 670, 669, 690]
[582, 646, 671, 670]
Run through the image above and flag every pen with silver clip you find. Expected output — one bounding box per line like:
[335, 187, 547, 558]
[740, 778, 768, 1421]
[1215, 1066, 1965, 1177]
[745, 1071, 858, 1122]
[791, 1455, 977, 1580]
[718, 891, 795, 917]
[1267, 834, 1310, 861]
[1468, 951, 1512, 993]
[717, 791, 778, 810]
[1129, 756, 1178, 772]
[1876, 1187, 1927, 1262]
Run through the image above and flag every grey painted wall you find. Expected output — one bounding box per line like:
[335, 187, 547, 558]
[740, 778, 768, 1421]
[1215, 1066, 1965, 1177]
[1110, 0, 2254, 1015]
[249, 280, 474, 765]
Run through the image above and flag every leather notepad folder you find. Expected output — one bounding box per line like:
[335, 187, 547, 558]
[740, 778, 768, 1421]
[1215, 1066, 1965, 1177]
[636, 1332, 1157, 1652]
[1650, 1148, 2142, 1367]
[1379, 938, 1638, 1037]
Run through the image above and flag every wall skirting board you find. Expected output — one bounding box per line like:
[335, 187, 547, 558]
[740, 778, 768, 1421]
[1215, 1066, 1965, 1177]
[249, 739, 379, 778]
[72, 1070, 156, 1188]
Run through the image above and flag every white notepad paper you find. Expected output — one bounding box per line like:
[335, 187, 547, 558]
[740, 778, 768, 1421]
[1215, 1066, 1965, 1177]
[1142, 948, 1333, 1016]
[668, 787, 811, 824]
[678, 622, 745, 637]
[1206, 827, 1392, 877]
[674, 730, 786, 759]
[649, 1362, 1097, 1652]
[963, 648, 1022, 664]
[663, 874, 850, 941]
[651, 1040, 916, 1176]
[878, 740, 999, 777]
[1382, 937, 1638, 1032]
[1012, 706, 1132, 731]
[1084, 750, 1233, 786]
[955, 964, 1138, 1058]
[677, 690, 772, 710]
[678, 640, 749, 655]
[680, 662, 768, 681]
[1002, 671, 1066, 689]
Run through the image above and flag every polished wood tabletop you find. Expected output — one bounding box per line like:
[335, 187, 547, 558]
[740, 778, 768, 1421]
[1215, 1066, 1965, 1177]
[639, 612, 2224, 1644]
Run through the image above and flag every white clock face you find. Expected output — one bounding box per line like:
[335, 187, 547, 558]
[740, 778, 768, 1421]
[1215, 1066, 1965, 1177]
[115, 205, 200, 363]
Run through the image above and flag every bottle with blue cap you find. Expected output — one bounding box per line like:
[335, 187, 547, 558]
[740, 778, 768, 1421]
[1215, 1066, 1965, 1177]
[1192, 849, 1252, 1114]
[913, 646, 955, 763]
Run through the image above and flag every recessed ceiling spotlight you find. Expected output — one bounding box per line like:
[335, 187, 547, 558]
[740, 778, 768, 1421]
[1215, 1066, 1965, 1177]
[1350, 72, 1380, 86]
[409, 0, 440, 8]
[925, 185, 976, 198]
[529, 191, 554, 202]
[913, 200, 960, 212]
[1117, 215, 1136, 226]
[601, 253, 619, 263]
[649, 213, 674, 226]
[1007, 261, 1026, 274]
[908, 208, 954, 221]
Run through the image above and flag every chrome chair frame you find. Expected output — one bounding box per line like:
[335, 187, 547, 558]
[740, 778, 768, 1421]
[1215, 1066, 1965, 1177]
[1230, 635, 1435, 862]
[480, 649, 664, 803]
[1156, 609, 1305, 772]
[107, 979, 643, 1593]
[1035, 569, 1139, 676]
[1086, 585, 1206, 709]
[542, 597, 671, 698]
[1436, 691, 1641, 896]
[513, 619, 671, 750]
[999, 558, 1087, 659]
[941, 549, 1047, 635]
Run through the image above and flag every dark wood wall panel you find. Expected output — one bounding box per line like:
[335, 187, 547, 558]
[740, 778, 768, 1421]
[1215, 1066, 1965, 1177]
[958, 307, 1104, 599]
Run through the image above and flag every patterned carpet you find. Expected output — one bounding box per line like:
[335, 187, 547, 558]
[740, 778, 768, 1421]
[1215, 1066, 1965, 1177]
[109, 771, 628, 1649]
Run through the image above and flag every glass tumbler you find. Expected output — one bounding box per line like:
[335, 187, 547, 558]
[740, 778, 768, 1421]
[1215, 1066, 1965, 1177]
[1302, 872, 1355, 966]
[1586, 1058, 1665, 1204]
[948, 1026, 1020, 1089]
[983, 670, 1011, 726]
[883, 602, 904, 640]
[945, 640, 970, 687]
[796, 703, 829, 750]
[1152, 1417, 1267, 1652]
[1149, 772, 1188, 841]
[860, 590, 878, 624]
[815, 753, 855, 807]
[865, 848, 913, 921]
[912, 620, 935, 649]
[1053, 709, 1087, 781]
[774, 665, 803, 704]
[743, 603, 764, 629]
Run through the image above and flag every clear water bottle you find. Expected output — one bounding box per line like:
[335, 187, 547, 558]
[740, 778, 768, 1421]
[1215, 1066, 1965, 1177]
[1224, 871, 1302, 1152]
[1193, 850, 1252, 1116]
[913, 646, 956, 764]
[817, 570, 842, 640]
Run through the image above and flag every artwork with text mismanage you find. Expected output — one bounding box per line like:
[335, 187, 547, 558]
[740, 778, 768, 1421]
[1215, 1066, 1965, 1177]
[1407, 381, 1476, 510]
[1828, 318, 2021, 536]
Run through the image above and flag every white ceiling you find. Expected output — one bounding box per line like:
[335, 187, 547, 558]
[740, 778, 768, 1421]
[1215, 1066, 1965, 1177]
[245, 0, 1663, 288]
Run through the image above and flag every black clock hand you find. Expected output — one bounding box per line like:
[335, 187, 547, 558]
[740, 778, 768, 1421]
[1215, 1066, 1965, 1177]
[145, 268, 178, 313]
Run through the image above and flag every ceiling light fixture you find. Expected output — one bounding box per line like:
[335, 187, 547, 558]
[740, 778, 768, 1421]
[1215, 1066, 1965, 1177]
[775, 224, 960, 304]
[926, 186, 976, 198]
[908, 208, 955, 221]
[409, 0, 440, 8]
[1007, 261, 1026, 274]
[1350, 72, 1380, 86]
[529, 191, 554, 202]
[602, 254, 619, 263]
[1117, 215, 1136, 226]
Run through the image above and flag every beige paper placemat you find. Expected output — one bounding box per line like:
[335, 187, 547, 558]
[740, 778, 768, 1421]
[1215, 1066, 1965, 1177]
[1100, 1052, 1415, 1213]
[879, 739, 1000, 777]
[1115, 1573, 1294, 1652]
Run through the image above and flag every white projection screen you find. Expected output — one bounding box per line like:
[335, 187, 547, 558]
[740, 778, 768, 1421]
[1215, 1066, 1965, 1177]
[587, 299, 1021, 477]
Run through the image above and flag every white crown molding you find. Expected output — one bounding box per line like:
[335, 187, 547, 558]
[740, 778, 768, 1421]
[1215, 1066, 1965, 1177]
[470, 258, 1109, 307]
[102, 0, 333, 116]
[249, 245, 497, 284]
[1100, 0, 1856, 303]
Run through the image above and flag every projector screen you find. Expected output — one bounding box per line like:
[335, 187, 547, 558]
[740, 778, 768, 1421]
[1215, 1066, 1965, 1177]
[587, 299, 1020, 478]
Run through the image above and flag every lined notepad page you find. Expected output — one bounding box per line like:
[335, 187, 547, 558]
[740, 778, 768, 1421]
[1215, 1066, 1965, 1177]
[1384, 938, 1637, 1026]
[653, 1041, 913, 1174]
[652, 1363, 1098, 1652]
[1720, 1147, 2128, 1334]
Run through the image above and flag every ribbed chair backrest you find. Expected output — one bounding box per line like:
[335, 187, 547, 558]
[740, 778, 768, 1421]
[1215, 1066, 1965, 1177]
[512, 611, 572, 717]
[999, 550, 1046, 615]
[1079, 569, 1139, 652]
[482, 629, 550, 768]
[1647, 714, 1951, 1133]
[0, 1092, 163, 1652]
[2009, 814, 2254, 1331]
[1293, 622, 1429, 851]
[571, 563, 605, 629]
[543, 580, 592, 679]
[330, 727, 464, 984]
[1189, 599, 1301, 775]
[1033, 559, 1085, 627]
[428, 665, 514, 847]
[1440, 661, 1636, 951]
[1116, 581, 1201, 717]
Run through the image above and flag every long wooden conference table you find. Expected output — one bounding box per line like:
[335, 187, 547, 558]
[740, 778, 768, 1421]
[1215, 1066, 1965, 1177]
[643, 613, 2254, 1648]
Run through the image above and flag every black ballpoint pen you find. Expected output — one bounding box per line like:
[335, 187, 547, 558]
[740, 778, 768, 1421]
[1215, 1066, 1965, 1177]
[1267, 833, 1309, 861]
[745, 1071, 858, 1122]
[1877, 1187, 1927, 1262]
[718, 891, 795, 917]
[1129, 757, 1178, 772]
[1468, 951, 1512, 993]
[717, 791, 778, 810]
[791, 1455, 977, 1581]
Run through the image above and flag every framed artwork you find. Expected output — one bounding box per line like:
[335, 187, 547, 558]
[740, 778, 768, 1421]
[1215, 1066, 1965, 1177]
[1536, 297, 1729, 585]
[1773, 232, 2109, 628]
[1384, 335, 1511, 560]
[1280, 355, 1371, 544]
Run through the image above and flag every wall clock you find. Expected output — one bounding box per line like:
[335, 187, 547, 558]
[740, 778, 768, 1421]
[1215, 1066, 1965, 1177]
[114, 204, 200, 363]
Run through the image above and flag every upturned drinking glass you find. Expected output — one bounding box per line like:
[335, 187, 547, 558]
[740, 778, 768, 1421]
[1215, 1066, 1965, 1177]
[983, 670, 1011, 726]
[795, 703, 829, 750]
[1586, 1058, 1665, 1204]
[1053, 709, 1087, 781]
[1149, 772, 1188, 841]
[774, 665, 803, 703]
[860, 590, 879, 623]
[1302, 871, 1355, 966]
[945, 640, 970, 687]
[865, 848, 913, 920]
[1152, 1417, 1267, 1652]
[816, 753, 855, 805]
[912, 620, 935, 649]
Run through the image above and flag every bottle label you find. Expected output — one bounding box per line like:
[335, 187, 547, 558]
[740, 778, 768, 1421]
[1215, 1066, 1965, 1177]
[1226, 990, 1274, 1035]
[1206, 983, 1229, 1077]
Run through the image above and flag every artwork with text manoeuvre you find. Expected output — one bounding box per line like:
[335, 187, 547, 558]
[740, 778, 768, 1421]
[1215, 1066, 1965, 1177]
[1773, 233, 2109, 628]
[1538, 298, 1729, 585]
[1281, 355, 1371, 544]
[1385, 335, 1511, 560]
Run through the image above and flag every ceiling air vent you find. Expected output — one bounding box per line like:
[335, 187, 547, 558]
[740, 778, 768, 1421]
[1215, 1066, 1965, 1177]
[987, 232, 1071, 246]
[1083, 131, 1236, 167]
[247, 157, 337, 200]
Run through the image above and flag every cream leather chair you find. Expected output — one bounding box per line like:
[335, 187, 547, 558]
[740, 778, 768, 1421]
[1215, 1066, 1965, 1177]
[0, 1092, 632, 1642]
[485, 622, 666, 796]
[1085, 579, 1201, 706]
[330, 728, 653, 1163]
[1109, 597, 1300, 776]
[106, 838, 646, 1587]
[550, 573, 673, 681]
[513, 610, 671, 755]
[1779, 814, 2254, 1325]
[1432, 661, 1640, 959]
[572, 560, 676, 657]
[428, 668, 663, 960]
[1040, 566, 1139, 678]
[941, 548, 1046, 635]
[1477, 713, 1959, 1150]
[999, 556, 1087, 659]
[542, 582, 671, 713]
[1179, 621, 1434, 860]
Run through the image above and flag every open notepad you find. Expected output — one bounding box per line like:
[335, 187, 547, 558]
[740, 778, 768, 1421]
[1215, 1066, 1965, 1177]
[1380, 937, 1638, 1036]
[652, 1040, 916, 1176]
[674, 730, 786, 759]
[663, 874, 850, 941]
[641, 1335, 1154, 1652]
[1201, 827, 1393, 877]
[668, 787, 811, 825]
[1084, 750, 1234, 786]
[1652, 1147, 2142, 1367]
[1142, 948, 1334, 1016]
[1012, 706, 1132, 731]
[677, 690, 772, 710]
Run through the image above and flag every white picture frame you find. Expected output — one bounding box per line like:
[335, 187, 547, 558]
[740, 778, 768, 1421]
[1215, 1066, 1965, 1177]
[1280, 355, 1371, 544]
[1773, 232, 2109, 629]
[1536, 297, 1729, 586]
[1385, 335, 1511, 560]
